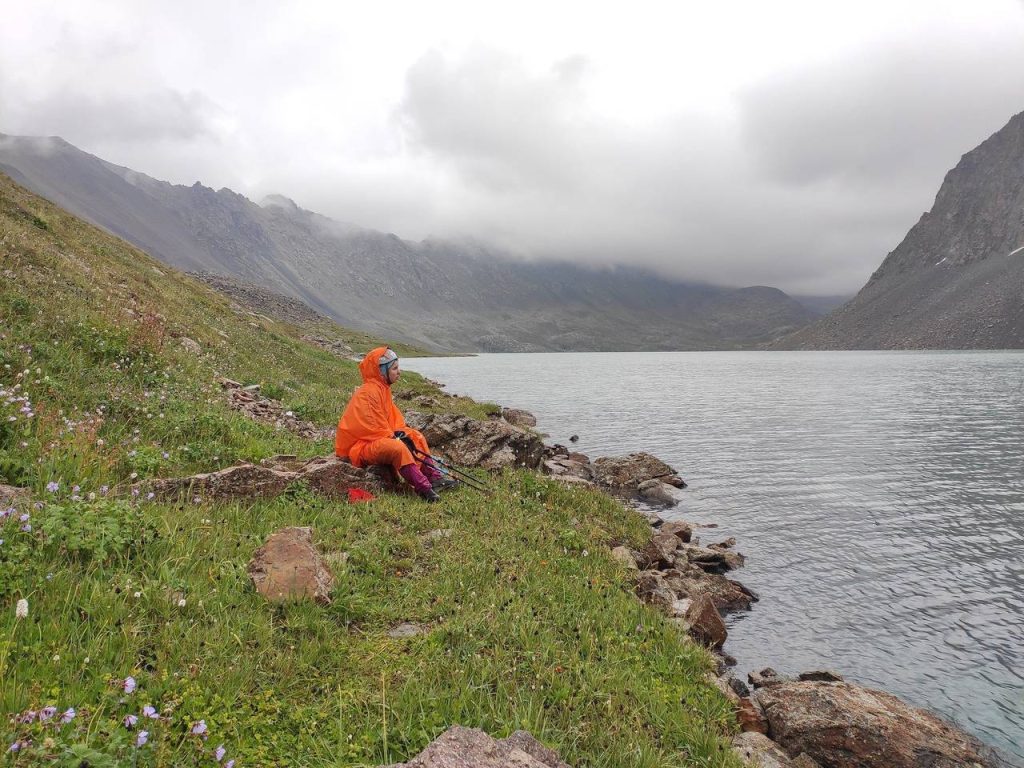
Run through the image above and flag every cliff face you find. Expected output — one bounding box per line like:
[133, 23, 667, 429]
[777, 111, 1024, 350]
[0, 133, 818, 352]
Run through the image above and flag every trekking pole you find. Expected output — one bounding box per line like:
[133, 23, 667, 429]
[409, 446, 493, 496]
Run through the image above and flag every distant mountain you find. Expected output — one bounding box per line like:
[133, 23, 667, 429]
[0, 132, 819, 352]
[775, 111, 1024, 350]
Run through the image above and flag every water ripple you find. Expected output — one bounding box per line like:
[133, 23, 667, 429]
[406, 351, 1024, 763]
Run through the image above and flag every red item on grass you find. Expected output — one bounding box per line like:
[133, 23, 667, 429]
[347, 488, 375, 503]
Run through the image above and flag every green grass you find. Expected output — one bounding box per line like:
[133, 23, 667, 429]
[0, 173, 739, 766]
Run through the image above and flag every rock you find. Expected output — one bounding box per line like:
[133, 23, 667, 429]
[674, 544, 745, 573]
[659, 520, 693, 542]
[798, 670, 844, 683]
[247, 527, 334, 605]
[179, 336, 202, 355]
[683, 593, 727, 649]
[404, 412, 544, 470]
[414, 395, 441, 408]
[749, 668, 788, 689]
[635, 570, 676, 612]
[737, 697, 769, 734]
[501, 407, 537, 428]
[729, 676, 751, 698]
[639, 532, 681, 567]
[636, 479, 678, 506]
[660, 566, 756, 612]
[392, 725, 571, 768]
[218, 376, 329, 440]
[592, 452, 685, 488]
[148, 456, 382, 501]
[754, 680, 994, 768]
[388, 622, 425, 638]
[610, 545, 639, 570]
[569, 434, 579, 442]
[0, 484, 28, 507]
[710, 537, 737, 550]
[542, 456, 593, 482]
[733, 732, 819, 768]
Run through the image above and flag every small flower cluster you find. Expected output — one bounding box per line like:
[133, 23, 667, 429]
[0, 505, 32, 540]
[0, 384, 34, 423]
[7, 705, 76, 753]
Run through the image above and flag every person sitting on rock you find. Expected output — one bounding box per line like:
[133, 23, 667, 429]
[335, 346, 451, 502]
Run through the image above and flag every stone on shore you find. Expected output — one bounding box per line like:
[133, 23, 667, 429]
[732, 733, 821, 768]
[754, 680, 994, 768]
[637, 479, 679, 506]
[502, 407, 537, 428]
[639, 532, 682, 567]
[591, 452, 686, 488]
[247, 527, 334, 605]
[404, 411, 544, 470]
[683, 593, 727, 649]
[610, 545, 639, 570]
[661, 567, 756, 611]
[385, 725, 571, 768]
[659, 520, 693, 542]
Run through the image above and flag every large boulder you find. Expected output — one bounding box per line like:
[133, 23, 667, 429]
[637, 479, 679, 506]
[592, 453, 685, 488]
[387, 725, 571, 768]
[247, 527, 334, 605]
[404, 412, 544, 470]
[754, 680, 995, 768]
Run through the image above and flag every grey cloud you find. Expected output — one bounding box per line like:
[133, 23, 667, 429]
[738, 37, 1024, 187]
[12, 87, 220, 145]
[393, 39, 1024, 295]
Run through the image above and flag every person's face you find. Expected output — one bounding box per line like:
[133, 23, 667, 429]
[387, 361, 401, 384]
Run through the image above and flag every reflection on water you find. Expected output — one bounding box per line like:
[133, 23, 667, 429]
[405, 351, 1024, 762]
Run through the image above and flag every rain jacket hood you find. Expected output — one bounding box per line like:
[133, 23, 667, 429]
[360, 345, 395, 386]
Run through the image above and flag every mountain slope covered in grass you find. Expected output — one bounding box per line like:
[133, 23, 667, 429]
[0, 171, 739, 766]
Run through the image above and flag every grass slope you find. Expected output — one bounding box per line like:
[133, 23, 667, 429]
[0, 172, 739, 767]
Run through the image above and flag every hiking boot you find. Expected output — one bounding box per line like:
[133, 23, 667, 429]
[431, 476, 459, 492]
[419, 489, 442, 503]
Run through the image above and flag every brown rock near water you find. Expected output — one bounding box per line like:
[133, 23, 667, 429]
[247, 526, 334, 605]
[659, 520, 693, 542]
[684, 593, 727, 649]
[733, 732, 821, 768]
[639, 532, 682, 567]
[405, 411, 544, 470]
[387, 725, 571, 768]
[755, 680, 994, 768]
[661, 566, 756, 611]
[592, 452, 685, 488]
[502, 407, 538, 428]
[636, 479, 679, 506]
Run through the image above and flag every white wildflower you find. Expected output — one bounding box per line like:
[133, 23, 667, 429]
[15, 598, 28, 618]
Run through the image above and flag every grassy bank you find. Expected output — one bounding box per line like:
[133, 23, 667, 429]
[0, 173, 739, 766]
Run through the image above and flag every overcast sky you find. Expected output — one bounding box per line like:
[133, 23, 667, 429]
[2, 1, 1023, 294]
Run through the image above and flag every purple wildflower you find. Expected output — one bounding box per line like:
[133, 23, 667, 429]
[146, 492, 155, 501]
[131, 487, 140, 497]
[0, 508, 10, 520]
[20, 523, 31, 533]
[100, 485, 109, 495]
[142, 705, 159, 719]
[39, 706, 57, 722]
[124, 714, 138, 728]
[191, 720, 207, 737]
[60, 707, 76, 724]
[136, 730, 148, 747]
[16, 709, 37, 724]
[226, 761, 235, 768]
[72, 485, 80, 494]
[215, 744, 226, 761]
[123, 676, 137, 694]
[7, 740, 25, 753]
[46, 481, 59, 493]
[19, 513, 29, 522]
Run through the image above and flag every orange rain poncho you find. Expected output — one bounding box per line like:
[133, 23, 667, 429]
[334, 346, 431, 473]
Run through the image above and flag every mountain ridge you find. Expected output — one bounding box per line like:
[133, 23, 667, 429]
[774, 110, 1024, 350]
[0, 132, 818, 352]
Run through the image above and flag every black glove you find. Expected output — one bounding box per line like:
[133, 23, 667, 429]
[394, 430, 416, 453]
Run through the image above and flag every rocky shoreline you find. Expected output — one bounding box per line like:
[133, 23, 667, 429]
[139, 380, 1002, 768]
